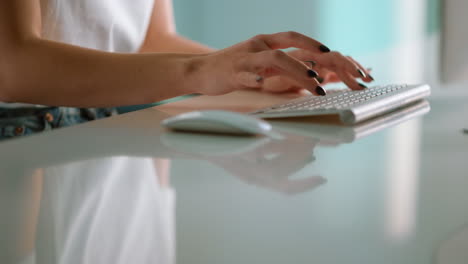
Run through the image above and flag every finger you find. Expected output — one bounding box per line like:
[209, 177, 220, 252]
[304, 60, 317, 68]
[308, 65, 329, 84]
[337, 69, 367, 91]
[261, 76, 294, 93]
[235, 72, 264, 88]
[262, 76, 311, 94]
[318, 68, 341, 83]
[289, 49, 366, 79]
[308, 65, 339, 84]
[256, 31, 331, 54]
[242, 50, 326, 96]
[323, 72, 341, 83]
[321, 58, 368, 85]
[324, 52, 369, 80]
[347, 56, 374, 82]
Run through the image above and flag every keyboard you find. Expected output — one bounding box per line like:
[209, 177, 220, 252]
[250, 84, 431, 125]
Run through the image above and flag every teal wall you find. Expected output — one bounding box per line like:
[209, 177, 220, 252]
[315, 0, 396, 56]
[173, 1, 203, 41]
[174, 0, 441, 55]
[427, 0, 441, 34]
[174, 0, 321, 49]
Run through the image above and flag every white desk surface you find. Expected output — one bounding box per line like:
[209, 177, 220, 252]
[1, 86, 468, 264]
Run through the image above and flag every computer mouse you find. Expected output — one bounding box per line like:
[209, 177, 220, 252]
[161, 110, 273, 136]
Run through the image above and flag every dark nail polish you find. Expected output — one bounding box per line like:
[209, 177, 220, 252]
[307, 69, 318, 78]
[358, 83, 367, 89]
[357, 69, 367, 78]
[316, 77, 324, 83]
[315, 86, 326, 96]
[319, 45, 331, 53]
[368, 74, 375, 81]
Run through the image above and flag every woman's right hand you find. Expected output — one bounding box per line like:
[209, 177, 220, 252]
[190, 31, 371, 96]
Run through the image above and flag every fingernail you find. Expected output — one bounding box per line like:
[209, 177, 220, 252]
[319, 45, 331, 53]
[357, 69, 367, 78]
[315, 86, 326, 96]
[307, 69, 318, 78]
[358, 83, 367, 89]
[368, 74, 375, 81]
[316, 77, 324, 83]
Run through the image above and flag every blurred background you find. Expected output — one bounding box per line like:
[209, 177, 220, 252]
[173, 0, 441, 88]
[121, 0, 451, 113]
[174, 0, 439, 55]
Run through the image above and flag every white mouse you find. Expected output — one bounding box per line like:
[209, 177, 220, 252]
[161, 110, 272, 136]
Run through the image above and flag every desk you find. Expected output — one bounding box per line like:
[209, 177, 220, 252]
[1, 88, 468, 264]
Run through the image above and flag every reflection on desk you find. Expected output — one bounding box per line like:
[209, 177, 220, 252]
[271, 99, 430, 144]
[162, 131, 325, 195]
[0, 93, 428, 264]
[4, 157, 174, 264]
[2, 89, 468, 264]
[0, 96, 429, 180]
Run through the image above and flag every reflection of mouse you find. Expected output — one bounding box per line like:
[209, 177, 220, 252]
[161, 110, 272, 136]
[160, 132, 272, 156]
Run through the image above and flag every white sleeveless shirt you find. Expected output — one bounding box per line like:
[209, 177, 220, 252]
[40, 0, 155, 52]
[1, 0, 155, 108]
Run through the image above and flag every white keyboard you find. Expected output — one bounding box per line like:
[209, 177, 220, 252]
[250, 84, 431, 124]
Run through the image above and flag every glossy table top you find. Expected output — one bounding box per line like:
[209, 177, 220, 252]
[1, 86, 468, 264]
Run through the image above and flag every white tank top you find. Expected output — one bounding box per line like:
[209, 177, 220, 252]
[0, 0, 155, 108]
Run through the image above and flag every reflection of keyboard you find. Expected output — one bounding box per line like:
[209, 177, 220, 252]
[250, 84, 431, 125]
[272, 100, 430, 143]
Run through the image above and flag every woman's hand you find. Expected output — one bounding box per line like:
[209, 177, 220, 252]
[260, 50, 374, 94]
[190, 31, 373, 96]
[286, 48, 374, 90]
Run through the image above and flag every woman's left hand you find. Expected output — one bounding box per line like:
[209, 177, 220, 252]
[259, 49, 374, 93]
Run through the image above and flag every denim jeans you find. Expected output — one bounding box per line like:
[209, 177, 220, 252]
[0, 107, 117, 140]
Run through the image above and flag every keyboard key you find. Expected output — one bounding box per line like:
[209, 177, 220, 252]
[251, 84, 421, 117]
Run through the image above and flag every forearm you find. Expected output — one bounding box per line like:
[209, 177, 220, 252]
[139, 33, 215, 54]
[1, 38, 200, 107]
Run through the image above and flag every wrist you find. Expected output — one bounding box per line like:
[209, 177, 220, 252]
[180, 54, 210, 94]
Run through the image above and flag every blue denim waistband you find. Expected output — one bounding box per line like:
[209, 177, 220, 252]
[0, 107, 117, 140]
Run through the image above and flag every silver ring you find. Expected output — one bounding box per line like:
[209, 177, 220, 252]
[255, 75, 264, 83]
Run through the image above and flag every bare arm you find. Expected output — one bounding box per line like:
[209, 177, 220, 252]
[137, 0, 374, 93]
[139, 0, 214, 54]
[0, 0, 198, 107]
[0, 1, 370, 106]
